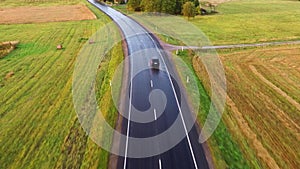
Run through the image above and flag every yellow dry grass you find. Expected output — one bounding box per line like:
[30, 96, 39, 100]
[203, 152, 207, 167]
[0, 41, 19, 58]
[193, 45, 300, 168]
[0, 5, 96, 24]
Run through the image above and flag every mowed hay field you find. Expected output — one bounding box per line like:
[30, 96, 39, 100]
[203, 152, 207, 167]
[192, 44, 300, 168]
[0, 0, 83, 7]
[222, 45, 300, 168]
[0, 5, 96, 24]
[0, 1, 123, 168]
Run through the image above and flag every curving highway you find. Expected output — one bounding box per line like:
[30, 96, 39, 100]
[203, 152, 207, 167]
[88, 1, 210, 169]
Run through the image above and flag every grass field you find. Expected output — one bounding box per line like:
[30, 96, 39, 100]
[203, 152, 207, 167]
[0, 1, 124, 168]
[192, 0, 300, 45]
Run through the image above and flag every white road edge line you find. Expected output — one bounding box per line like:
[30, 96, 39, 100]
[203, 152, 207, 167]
[154, 108, 157, 120]
[123, 20, 149, 169]
[159, 158, 162, 169]
[123, 47, 134, 169]
[147, 34, 199, 169]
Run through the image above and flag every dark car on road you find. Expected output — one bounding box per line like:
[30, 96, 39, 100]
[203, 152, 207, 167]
[150, 58, 160, 69]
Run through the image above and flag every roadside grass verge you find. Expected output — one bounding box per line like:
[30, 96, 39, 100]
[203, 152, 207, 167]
[69, 41, 124, 169]
[174, 50, 252, 168]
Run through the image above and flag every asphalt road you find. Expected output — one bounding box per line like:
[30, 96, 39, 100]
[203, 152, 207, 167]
[88, 1, 210, 169]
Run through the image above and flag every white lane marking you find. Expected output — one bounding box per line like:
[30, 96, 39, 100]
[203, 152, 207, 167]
[159, 158, 162, 169]
[154, 108, 157, 120]
[150, 80, 153, 88]
[147, 34, 199, 169]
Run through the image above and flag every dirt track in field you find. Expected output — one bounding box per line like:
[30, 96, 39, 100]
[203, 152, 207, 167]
[0, 5, 96, 24]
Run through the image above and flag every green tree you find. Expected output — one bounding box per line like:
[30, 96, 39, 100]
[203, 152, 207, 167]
[141, 0, 157, 12]
[174, 0, 188, 14]
[161, 0, 177, 14]
[182, 1, 196, 19]
[192, 0, 199, 7]
[141, 0, 176, 14]
[127, 0, 142, 11]
[155, 0, 163, 13]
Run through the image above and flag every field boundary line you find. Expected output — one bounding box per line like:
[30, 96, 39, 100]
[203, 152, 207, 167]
[160, 40, 300, 51]
[201, 40, 300, 49]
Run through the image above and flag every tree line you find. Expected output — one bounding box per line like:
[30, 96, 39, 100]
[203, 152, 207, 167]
[127, 0, 200, 15]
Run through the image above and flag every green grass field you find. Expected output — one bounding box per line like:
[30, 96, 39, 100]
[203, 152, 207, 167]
[0, 1, 124, 168]
[192, 0, 300, 45]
